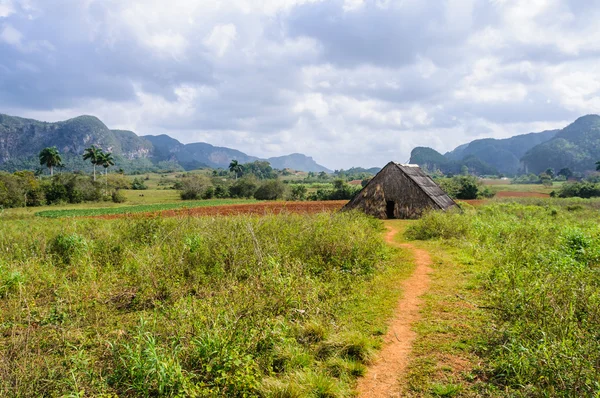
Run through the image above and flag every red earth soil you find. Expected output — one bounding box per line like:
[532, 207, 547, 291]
[95, 200, 349, 219]
[356, 225, 433, 397]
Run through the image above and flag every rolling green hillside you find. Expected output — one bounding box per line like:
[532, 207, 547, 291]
[410, 116, 600, 176]
[0, 113, 331, 173]
[445, 130, 558, 175]
[522, 115, 600, 174]
[409, 147, 498, 175]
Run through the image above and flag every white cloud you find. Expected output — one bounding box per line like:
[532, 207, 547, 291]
[343, 0, 364, 12]
[0, 0, 14, 18]
[204, 24, 237, 57]
[0, 23, 21, 46]
[1, 0, 599, 168]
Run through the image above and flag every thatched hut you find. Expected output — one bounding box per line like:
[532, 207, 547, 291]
[343, 162, 456, 219]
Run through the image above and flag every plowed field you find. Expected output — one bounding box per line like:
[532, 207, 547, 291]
[97, 200, 349, 219]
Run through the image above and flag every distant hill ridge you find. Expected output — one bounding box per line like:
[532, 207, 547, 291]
[410, 115, 600, 175]
[0, 113, 331, 173]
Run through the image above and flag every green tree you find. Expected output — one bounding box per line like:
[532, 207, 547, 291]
[229, 160, 243, 180]
[558, 168, 573, 179]
[229, 175, 259, 198]
[179, 175, 213, 200]
[39, 147, 63, 176]
[290, 185, 308, 201]
[82, 145, 103, 181]
[98, 152, 115, 174]
[99, 152, 115, 194]
[254, 179, 286, 200]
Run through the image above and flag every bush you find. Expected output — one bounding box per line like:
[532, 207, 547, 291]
[290, 184, 308, 201]
[112, 190, 127, 203]
[254, 179, 286, 200]
[556, 182, 600, 198]
[436, 175, 491, 200]
[180, 175, 213, 200]
[0, 172, 27, 208]
[307, 180, 360, 201]
[49, 233, 88, 265]
[43, 174, 102, 204]
[131, 177, 148, 190]
[229, 176, 259, 198]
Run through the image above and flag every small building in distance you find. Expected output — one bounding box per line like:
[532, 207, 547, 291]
[343, 162, 457, 219]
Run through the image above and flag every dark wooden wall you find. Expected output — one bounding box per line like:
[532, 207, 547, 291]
[344, 164, 439, 219]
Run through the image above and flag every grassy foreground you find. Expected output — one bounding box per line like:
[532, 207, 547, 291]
[405, 199, 600, 397]
[0, 211, 414, 396]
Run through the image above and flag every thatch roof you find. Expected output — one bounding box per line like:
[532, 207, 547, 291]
[343, 162, 456, 219]
[395, 164, 456, 209]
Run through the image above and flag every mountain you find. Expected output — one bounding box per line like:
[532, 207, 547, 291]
[445, 130, 559, 175]
[522, 115, 600, 174]
[267, 153, 331, 173]
[409, 147, 498, 175]
[0, 113, 331, 173]
[0, 114, 151, 163]
[143, 135, 260, 170]
[410, 115, 600, 176]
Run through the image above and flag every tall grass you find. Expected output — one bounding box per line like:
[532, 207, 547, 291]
[407, 201, 600, 396]
[0, 211, 395, 396]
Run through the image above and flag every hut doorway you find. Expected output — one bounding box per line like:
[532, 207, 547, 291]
[386, 201, 395, 219]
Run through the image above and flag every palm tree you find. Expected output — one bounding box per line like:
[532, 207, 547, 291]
[99, 152, 115, 193]
[229, 160, 243, 180]
[83, 145, 103, 181]
[39, 147, 63, 176]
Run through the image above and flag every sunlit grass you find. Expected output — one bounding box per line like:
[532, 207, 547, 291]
[35, 198, 258, 218]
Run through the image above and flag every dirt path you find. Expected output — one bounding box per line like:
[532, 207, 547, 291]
[356, 224, 433, 397]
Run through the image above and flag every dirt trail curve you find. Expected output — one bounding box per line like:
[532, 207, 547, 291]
[356, 225, 433, 398]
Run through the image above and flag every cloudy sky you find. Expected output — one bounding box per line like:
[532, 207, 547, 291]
[1, 0, 598, 169]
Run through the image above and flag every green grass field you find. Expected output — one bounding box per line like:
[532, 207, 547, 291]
[0, 211, 416, 396]
[404, 198, 600, 396]
[35, 198, 258, 218]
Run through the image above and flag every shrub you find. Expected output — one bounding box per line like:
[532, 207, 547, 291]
[229, 176, 259, 198]
[180, 175, 213, 200]
[556, 182, 600, 198]
[254, 179, 286, 200]
[131, 177, 148, 190]
[436, 175, 491, 200]
[307, 180, 360, 201]
[213, 185, 229, 198]
[49, 233, 88, 265]
[0, 172, 26, 208]
[289, 184, 308, 201]
[0, 268, 25, 298]
[112, 190, 127, 203]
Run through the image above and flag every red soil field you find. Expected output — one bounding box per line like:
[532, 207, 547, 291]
[96, 200, 349, 219]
